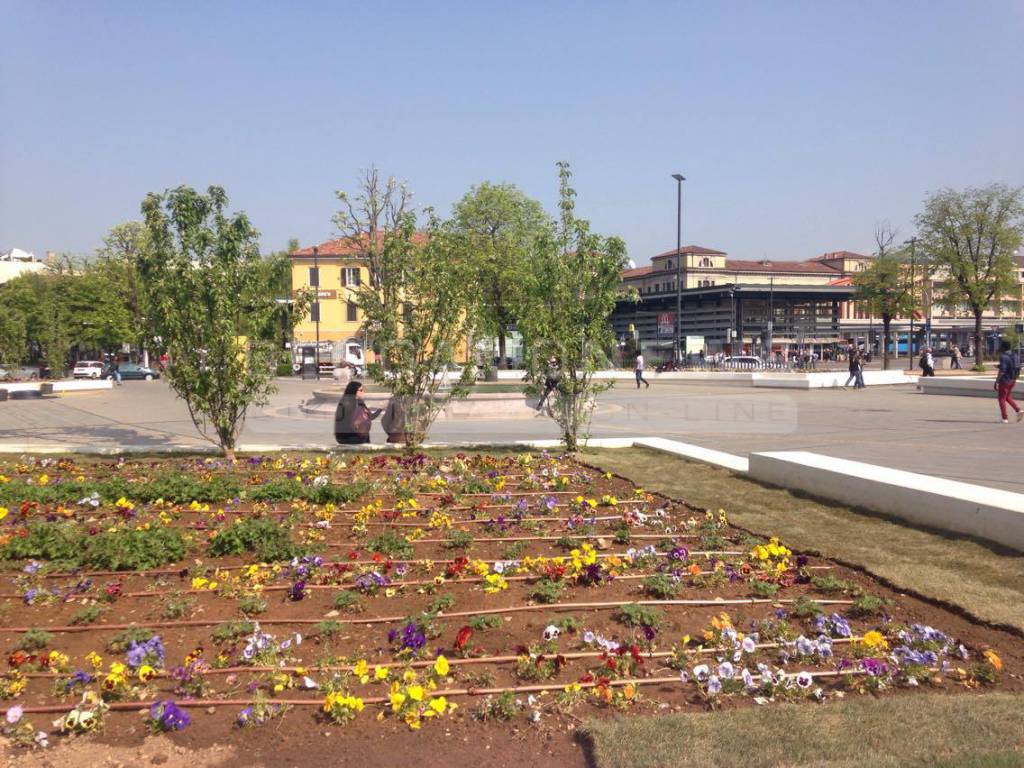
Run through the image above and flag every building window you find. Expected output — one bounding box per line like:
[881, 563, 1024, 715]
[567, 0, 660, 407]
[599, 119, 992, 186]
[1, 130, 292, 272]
[308, 267, 319, 287]
[310, 302, 320, 322]
[700, 257, 713, 268]
[341, 267, 361, 287]
[346, 301, 358, 322]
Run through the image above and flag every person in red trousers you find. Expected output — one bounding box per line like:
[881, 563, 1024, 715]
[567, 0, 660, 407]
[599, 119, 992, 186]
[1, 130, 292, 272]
[995, 340, 1022, 424]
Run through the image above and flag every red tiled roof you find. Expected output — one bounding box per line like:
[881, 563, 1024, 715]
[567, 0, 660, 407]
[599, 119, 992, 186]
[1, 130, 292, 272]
[811, 250, 870, 262]
[651, 245, 727, 259]
[290, 231, 427, 258]
[829, 276, 854, 286]
[725, 259, 840, 273]
[622, 266, 653, 279]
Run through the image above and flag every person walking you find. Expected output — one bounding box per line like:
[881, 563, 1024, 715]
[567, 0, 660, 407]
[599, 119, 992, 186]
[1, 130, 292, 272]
[110, 361, 122, 386]
[919, 347, 936, 377]
[995, 340, 1022, 424]
[844, 349, 862, 389]
[634, 352, 649, 389]
[950, 344, 962, 370]
[334, 381, 381, 444]
[535, 358, 561, 412]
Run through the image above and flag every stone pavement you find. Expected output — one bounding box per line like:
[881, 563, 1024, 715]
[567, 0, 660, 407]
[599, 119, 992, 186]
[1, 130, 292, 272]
[0, 376, 1021, 493]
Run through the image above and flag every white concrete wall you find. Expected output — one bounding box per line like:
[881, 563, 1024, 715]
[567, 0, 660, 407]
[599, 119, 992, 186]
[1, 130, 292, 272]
[0, 380, 112, 394]
[748, 450, 1024, 552]
[752, 370, 916, 389]
[918, 377, 1000, 398]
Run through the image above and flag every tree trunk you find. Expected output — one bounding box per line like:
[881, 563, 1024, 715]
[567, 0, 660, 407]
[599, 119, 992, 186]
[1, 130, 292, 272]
[224, 448, 236, 463]
[497, 330, 507, 369]
[974, 310, 984, 368]
[882, 318, 891, 371]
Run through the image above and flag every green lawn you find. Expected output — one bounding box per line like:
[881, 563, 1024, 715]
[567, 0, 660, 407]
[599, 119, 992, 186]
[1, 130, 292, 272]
[580, 694, 1024, 768]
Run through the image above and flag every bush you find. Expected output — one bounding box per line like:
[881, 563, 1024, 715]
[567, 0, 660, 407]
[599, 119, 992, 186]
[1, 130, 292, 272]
[642, 573, 678, 599]
[366, 531, 413, 560]
[333, 591, 363, 612]
[444, 530, 474, 551]
[16, 629, 53, 651]
[81, 527, 187, 570]
[810, 573, 862, 595]
[208, 519, 301, 562]
[749, 579, 780, 599]
[529, 578, 564, 604]
[616, 603, 662, 628]
[238, 595, 267, 616]
[0, 522, 80, 563]
[848, 594, 885, 617]
[793, 595, 824, 619]
[468, 614, 503, 631]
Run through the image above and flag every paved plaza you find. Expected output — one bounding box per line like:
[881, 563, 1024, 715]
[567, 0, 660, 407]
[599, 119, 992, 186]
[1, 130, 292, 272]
[1, 376, 1021, 493]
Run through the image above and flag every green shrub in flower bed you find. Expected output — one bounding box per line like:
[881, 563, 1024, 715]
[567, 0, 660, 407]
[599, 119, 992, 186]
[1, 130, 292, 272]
[0, 522, 187, 570]
[207, 518, 303, 562]
[0, 476, 369, 506]
[79, 527, 188, 570]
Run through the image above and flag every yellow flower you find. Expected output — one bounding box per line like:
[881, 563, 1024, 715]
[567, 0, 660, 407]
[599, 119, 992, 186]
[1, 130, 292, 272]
[426, 696, 448, 715]
[352, 659, 369, 678]
[38, 473, 49, 485]
[86, 652, 103, 670]
[860, 630, 889, 652]
[404, 711, 421, 729]
[138, 664, 157, 682]
[374, 665, 389, 681]
[0, 506, 7, 522]
[433, 655, 450, 677]
[389, 691, 407, 711]
[407, 684, 424, 702]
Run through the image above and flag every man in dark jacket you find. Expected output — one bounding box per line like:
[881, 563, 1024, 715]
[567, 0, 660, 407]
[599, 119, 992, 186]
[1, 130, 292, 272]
[995, 340, 1022, 424]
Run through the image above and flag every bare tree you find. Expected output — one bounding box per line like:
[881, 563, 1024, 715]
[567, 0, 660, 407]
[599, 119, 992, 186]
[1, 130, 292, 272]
[855, 222, 914, 370]
[332, 166, 414, 288]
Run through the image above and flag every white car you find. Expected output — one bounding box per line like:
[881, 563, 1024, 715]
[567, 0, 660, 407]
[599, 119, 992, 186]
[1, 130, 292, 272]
[72, 360, 105, 379]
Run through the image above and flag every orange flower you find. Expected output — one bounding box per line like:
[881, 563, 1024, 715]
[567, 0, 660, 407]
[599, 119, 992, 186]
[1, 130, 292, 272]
[983, 650, 1003, 671]
[688, 564, 702, 576]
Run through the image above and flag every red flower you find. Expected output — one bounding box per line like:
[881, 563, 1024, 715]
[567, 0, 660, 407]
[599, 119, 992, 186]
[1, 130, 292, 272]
[454, 626, 473, 651]
[347, 551, 359, 561]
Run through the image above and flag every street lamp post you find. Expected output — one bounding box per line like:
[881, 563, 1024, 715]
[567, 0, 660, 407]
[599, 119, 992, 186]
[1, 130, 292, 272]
[672, 174, 685, 362]
[904, 237, 917, 371]
[313, 245, 321, 378]
[766, 275, 774, 362]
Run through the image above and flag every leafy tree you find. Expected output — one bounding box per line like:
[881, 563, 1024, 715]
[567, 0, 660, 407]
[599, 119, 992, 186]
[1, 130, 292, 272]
[357, 211, 477, 449]
[96, 222, 151, 360]
[453, 182, 549, 369]
[0, 307, 26, 366]
[138, 186, 309, 460]
[517, 163, 630, 451]
[916, 184, 1024, 367]
[853, 224, 915, 370]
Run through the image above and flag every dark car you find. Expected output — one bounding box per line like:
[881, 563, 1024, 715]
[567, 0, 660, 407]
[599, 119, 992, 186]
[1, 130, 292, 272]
[107, 363, 160, 381]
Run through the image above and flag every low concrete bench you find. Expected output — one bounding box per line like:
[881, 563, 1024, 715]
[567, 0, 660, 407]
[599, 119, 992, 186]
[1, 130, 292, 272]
[748, 450, 1024, 552]
[918, 376, 998, 398]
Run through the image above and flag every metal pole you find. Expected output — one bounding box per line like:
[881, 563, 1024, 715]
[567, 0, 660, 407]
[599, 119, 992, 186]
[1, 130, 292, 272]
[905, 238, 916, 371]
[767, 276, 774, 362]
[672, 174, 685, 362]
[313, 245, 320, 378]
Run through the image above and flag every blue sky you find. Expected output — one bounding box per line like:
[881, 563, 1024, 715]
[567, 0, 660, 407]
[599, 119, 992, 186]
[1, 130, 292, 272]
[2, 0, 1022, 266]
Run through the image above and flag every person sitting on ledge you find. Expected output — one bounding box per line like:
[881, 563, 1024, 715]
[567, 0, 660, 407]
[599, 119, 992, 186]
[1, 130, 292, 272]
[382, 395, 413, 444]
[334, 381, 380, 444]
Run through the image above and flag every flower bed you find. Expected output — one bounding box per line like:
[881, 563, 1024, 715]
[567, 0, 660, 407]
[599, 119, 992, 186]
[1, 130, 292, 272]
[0, 452, 1017, 753]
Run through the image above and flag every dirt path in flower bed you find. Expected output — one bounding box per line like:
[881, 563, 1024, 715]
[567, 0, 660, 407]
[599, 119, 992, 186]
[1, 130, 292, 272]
[1, 453, 1022, 768]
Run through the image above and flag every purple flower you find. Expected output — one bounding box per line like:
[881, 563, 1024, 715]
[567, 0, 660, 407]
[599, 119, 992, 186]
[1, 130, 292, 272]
[150, 700, 190, 731]
[288, 581, 306, 601]
[706, 676, 722, 695]
[127, 636, 165, 669]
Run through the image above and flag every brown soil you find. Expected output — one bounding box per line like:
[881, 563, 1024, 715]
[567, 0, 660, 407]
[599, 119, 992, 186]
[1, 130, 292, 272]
[1, 453, 1022, 768]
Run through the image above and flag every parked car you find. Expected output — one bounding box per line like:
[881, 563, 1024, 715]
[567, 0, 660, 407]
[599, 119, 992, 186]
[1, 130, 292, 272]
[72, 360, 105, 379]
[107, 363, 160, 381]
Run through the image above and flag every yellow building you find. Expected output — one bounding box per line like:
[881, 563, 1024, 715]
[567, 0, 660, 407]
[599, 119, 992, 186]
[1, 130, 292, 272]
[289, 236, 373, 347]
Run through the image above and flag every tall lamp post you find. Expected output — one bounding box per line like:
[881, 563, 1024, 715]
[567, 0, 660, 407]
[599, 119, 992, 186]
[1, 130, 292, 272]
[312, 245, 321, 378]
[903, 237, 917, 371]
[672, 173, 686, 362]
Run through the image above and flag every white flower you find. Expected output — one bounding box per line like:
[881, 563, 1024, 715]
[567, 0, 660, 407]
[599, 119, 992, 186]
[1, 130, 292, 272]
[742, 636, 757, 654]
[302, 676, 317, 689]
[706, 676, 722, 695]
[692, 664, 710, 682]
[718, 662, 735, 679]
[795, 671, 813, 689]
[679, 670, 690, 683]
[35, 731, 49, 748]
[542, 625, 560, 641]
[6, 705, 23, 724]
